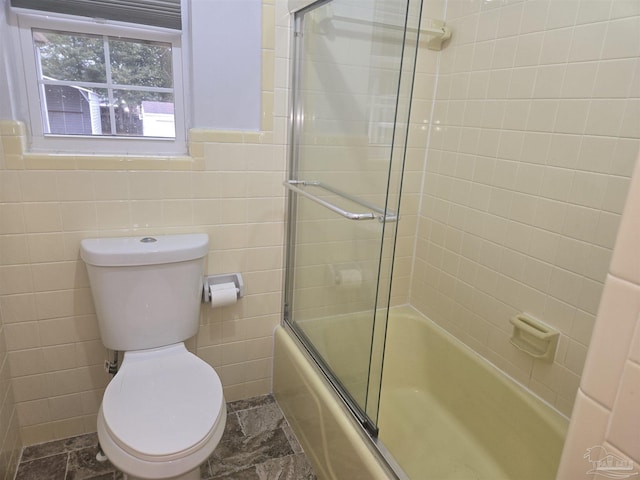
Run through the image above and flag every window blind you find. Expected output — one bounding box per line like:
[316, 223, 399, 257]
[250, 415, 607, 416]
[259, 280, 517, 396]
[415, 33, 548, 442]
[11, 0, 182, 30]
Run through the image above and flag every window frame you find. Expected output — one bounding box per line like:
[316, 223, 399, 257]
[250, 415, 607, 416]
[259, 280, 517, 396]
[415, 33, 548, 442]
[16, 11, 188, 155]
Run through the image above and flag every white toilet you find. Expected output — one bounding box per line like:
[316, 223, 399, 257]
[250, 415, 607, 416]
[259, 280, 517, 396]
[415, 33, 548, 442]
[80, 233, 226, 480]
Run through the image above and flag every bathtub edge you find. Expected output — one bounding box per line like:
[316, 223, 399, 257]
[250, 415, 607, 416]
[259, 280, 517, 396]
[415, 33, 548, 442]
[273, 325, 394, 480]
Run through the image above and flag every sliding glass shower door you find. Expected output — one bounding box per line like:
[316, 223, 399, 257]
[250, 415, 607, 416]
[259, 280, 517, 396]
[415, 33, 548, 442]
[284, 0, 421, 433]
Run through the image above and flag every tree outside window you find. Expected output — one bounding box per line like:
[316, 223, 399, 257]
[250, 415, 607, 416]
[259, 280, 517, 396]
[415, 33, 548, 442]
[34, 29, 175, 138]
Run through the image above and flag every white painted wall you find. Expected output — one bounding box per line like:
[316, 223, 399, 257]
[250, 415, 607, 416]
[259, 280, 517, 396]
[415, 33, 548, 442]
[189, 0, 262, 131]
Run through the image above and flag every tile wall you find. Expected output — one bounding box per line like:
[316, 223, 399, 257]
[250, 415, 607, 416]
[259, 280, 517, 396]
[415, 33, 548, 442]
[410, 0, 640, 416]
[0, 203, 21, 479]
[2, 0, 637, 452]
[556, 149, 640, 479]
[0, 0, 294, 446]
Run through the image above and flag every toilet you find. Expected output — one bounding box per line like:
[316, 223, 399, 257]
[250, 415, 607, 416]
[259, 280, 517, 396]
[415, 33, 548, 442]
[80, 233, 226, 480]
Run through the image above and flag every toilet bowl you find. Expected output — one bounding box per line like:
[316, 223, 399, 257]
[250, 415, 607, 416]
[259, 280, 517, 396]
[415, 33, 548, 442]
[97, 344, 226, 480]
[80, 234, 226, 480]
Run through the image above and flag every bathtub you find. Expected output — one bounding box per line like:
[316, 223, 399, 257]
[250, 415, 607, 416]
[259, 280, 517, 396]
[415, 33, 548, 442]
[274, 305, 568, 480]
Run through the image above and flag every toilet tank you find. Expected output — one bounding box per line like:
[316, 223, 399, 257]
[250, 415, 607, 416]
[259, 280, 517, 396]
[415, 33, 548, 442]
[80, 234, 209, 351]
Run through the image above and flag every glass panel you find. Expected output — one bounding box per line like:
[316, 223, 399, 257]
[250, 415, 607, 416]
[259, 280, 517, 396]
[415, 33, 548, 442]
[33, 29, 176, 139]
[285, 0, 420, 431]
[34, 30, 106, 83]
[43, 86, 107, 135]
[110, 39, 173, 88]
[112, 90, 175, 137]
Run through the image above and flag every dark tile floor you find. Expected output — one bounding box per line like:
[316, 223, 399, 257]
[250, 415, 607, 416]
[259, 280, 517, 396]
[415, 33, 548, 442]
[15, 395, 316, 480]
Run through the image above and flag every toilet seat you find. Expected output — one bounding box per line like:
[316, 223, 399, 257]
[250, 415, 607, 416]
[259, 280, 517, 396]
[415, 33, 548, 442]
[102, 343, 225, 462]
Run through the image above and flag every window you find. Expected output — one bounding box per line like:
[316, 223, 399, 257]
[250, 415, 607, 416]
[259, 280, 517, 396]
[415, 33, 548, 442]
[35, 29, 175, 138]
[16, 12, 186, 155]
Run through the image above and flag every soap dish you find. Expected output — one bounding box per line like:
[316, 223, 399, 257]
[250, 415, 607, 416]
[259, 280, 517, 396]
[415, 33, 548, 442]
[509, 314, 559, 362]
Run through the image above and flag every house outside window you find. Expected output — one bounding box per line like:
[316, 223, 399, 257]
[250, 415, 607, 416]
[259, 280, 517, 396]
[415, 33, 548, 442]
[15, 8, 186, 155]
[34, 29, 176, 138]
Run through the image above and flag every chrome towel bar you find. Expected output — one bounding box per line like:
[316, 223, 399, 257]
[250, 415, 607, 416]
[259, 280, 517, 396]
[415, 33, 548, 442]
[284, 180, 398, 223]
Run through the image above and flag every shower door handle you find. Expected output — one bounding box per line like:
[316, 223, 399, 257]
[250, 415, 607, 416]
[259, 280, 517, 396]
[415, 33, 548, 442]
[284, 180, 398, 222]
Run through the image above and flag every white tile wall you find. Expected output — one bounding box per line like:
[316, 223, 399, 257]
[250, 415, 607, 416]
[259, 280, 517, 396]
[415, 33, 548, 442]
[557, 148, 640, 480]
[410, 0, 640, 416]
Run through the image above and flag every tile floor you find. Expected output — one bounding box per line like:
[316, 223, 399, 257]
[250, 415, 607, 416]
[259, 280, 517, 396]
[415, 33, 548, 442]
[14, 395, 316, 480]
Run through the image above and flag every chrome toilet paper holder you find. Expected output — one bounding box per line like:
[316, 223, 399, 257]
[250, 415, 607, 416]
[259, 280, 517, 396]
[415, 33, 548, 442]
[202, 273, 244, 303]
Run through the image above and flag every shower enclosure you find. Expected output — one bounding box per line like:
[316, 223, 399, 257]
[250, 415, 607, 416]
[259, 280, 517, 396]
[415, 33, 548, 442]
[281, 0, 639, 478]
[283, 0, 421, 433]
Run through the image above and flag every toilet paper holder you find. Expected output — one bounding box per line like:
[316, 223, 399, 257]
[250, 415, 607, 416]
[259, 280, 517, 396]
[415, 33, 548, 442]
[202, 273, 244, 303]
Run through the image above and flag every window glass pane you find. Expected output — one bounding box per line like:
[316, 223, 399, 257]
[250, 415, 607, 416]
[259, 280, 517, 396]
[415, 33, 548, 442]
[113, 90, 175, 137]
[110, 39, 173, 88]
[43, 85, 107, 135]
[34, 30, 106, 83]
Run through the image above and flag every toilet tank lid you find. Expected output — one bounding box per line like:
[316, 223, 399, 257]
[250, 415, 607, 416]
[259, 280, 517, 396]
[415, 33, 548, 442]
[80, 234, 209, 266]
